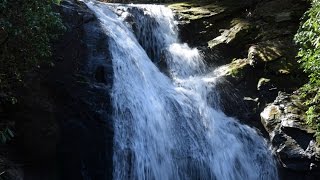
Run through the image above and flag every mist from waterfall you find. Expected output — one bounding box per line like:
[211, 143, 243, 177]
[84, 1, 278, 179]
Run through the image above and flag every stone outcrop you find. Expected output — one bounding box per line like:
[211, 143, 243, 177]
[261, 92, 320, 179]
[53, 1, 114, 179]
[0, 0, 316, 180]
[207, 18, 252, 49]
[1, 1, 113, 179]
[171, 0, 318, 179]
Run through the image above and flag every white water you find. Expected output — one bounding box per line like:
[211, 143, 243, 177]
[84, 1, 278, 180]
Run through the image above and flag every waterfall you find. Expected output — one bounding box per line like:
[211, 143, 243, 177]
[83, 1, 278, 179]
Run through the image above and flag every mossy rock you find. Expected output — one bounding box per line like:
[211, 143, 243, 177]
[169, 0, 258, 23]
[168, 2, 226, 22]
[266, 57, 300, 75]
[248, 40, 285, 63]
[224, 58, 251, 77]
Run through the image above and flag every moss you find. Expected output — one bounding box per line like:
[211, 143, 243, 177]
[267, 57, 300, 75]
[168, 2, 226, 21]
[248, 40, 287, 63]
[225, 58, 250, 77]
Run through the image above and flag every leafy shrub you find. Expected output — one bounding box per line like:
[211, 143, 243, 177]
[0, 127, 14, 144]
[0, 0, 65, 96]
[0, 0, 65, 143]
[294, 0, 320, 142]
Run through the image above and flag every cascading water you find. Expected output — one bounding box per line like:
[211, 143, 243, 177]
[83, 1, 278, 179]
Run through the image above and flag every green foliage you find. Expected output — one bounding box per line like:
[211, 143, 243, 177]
[0, 127, 14, 144]
[294, 0, 320, 142]
[0, 0, 65, 139]
[0, 0, 65, 96]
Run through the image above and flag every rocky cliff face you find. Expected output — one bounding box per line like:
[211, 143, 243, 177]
[1, 0, 318, 180]
[1, 1, 113, 179]
[261, 92, 320, 179]
[168, 0, 320, 179]
[53, 1, 114, 179]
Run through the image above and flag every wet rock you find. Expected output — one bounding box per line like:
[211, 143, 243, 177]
[261, 92, 320, 178]
[53, 1, 114, 179]
[95, 66, 106, 83]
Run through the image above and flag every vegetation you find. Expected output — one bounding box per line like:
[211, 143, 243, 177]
[0, 0, 65, 143]
[294, 0, 320, 142]
[0, 127, 14, 144]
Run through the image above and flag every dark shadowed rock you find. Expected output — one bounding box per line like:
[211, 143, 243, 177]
[52, 1, 113, 179]
[254, 0, 308, 23]
[2, 0, 114, 179]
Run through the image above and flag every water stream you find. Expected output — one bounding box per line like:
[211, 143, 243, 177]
[84, 1, 278, 179]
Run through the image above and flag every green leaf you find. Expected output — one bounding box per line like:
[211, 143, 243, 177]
[7, 128, 14, 138]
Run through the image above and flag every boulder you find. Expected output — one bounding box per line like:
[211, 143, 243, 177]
[2, 1, 114, 179]
[261, 92, 320, 178]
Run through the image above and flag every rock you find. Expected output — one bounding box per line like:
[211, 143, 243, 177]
[169, 2, 226, 23]
[173, 0, 311, 179]
[208, 18, 252, 48]
[0, 156, 23, 180]
[95, 66, 107, 83]
[261, 104, 281, 130]
[52, 1, 114, 179]
[223, 58, 251, 77]
[0, 0, 311, 179]
[169, 0, 260, 46]
[2, 1, 114, 179]
[261, 92, 320, 177]
[0, 27, 8, 45]
[254, 0, 307, 23]
[248, 40, 286, 65]
[257, 78, 271, 91]
[275, 12, 292, 22]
